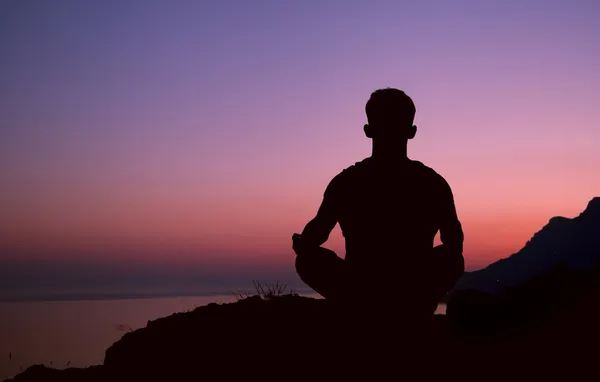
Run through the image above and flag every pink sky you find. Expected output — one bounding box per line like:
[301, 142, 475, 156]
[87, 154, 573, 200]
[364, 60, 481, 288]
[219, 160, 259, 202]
[1, 1, 600, 276]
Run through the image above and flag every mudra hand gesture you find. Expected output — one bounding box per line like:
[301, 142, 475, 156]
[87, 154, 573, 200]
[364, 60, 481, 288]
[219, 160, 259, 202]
[292, 233, 307, 255]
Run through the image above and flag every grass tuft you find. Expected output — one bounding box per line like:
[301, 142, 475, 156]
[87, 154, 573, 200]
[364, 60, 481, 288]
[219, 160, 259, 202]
[232, 280, 297, 301]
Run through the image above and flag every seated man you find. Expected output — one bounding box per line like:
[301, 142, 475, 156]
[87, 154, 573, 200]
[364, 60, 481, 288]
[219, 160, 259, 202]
[293, 88, 465, 318]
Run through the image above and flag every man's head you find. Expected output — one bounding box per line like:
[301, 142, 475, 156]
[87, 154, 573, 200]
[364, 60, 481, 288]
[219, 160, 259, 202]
[363, 88, 417, 143]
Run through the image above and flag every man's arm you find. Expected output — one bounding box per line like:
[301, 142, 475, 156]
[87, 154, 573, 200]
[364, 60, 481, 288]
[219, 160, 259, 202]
[437, 177, 464, 255]
[431, 176, 465, 291]
[292, 175, 341, 255]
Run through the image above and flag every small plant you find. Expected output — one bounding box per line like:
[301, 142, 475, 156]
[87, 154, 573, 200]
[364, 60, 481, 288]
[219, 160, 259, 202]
[115, 324, 133, 332]
[232, 280, 297, 301]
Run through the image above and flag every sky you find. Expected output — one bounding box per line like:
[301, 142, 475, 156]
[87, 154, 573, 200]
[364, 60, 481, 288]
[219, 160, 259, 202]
[1, 0, 600, 293]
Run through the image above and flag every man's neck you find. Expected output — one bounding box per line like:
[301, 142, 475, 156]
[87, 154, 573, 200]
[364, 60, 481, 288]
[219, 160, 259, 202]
[371, 144, 409, 162]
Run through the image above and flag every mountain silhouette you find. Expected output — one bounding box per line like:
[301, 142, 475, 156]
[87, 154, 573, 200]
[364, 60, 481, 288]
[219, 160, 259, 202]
[453, 197, 600, 294]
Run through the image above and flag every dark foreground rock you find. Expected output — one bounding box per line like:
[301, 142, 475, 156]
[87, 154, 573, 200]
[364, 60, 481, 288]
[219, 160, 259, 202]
[5, 295, 455, 381]
[7, 365, 106, 382]
[6, 266, 600, 382]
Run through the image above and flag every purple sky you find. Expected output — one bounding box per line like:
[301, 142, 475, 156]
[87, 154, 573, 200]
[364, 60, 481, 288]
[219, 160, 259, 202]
[1, 0, 600, 292]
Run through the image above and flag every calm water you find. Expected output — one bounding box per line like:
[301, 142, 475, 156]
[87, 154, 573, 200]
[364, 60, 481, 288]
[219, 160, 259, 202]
[0, 295, 445, 380]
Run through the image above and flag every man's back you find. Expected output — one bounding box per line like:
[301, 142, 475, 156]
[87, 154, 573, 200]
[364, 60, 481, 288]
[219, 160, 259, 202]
[323, 157, 459, 274]
[293, 88, 464, 307]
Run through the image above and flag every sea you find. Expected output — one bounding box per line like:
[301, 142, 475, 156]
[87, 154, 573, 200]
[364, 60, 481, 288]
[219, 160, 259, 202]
[0, 292, 446, 380]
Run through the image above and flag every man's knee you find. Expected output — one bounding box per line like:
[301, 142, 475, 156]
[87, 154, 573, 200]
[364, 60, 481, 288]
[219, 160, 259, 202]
[295, 253, 311, 281]
[295, 247, 346, 295]
[294, 249, 325, 280]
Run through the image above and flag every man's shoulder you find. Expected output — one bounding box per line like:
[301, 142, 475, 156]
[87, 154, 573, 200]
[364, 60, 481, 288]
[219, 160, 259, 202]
[324, 158, 371, 194]
[410, 160, 445, 179]
[328, 157, 375, 184]
[411, 161, 454, 196]
[330, 157, 451, 187]
[333, 158, 445, 179]
[343, 157, 373, 173]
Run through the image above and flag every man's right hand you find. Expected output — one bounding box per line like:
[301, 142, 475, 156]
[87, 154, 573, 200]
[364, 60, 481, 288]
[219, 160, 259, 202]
[292, 233, 304, 255]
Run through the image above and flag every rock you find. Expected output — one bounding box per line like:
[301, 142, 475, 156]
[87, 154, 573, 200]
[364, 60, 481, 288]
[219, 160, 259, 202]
[7, 265, 600, 381]
[102, 294, 440, 379]
[6, 365, 105, 382]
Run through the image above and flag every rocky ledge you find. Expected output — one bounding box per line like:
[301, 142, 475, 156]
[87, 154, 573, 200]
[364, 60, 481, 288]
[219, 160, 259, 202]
[7, 262, 600, 381]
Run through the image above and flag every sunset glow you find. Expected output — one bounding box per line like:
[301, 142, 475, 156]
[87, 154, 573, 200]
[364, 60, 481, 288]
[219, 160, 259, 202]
[1, 1, 599, 288]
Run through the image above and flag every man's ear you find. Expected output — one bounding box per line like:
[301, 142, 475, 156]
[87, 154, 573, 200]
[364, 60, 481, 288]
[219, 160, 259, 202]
[407, 125, 417, 140]
[364, 124, 374, 138]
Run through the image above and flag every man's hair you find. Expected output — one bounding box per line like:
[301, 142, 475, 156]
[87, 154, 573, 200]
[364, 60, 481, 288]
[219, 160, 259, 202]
[365, 88, 416, 126]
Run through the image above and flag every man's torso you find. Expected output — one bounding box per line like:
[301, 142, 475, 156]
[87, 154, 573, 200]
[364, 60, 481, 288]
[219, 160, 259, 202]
[328, 157, 449, 270]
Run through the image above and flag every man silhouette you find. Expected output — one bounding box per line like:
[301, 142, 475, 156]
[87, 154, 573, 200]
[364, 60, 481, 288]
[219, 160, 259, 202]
[293, 88, 464, 318]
